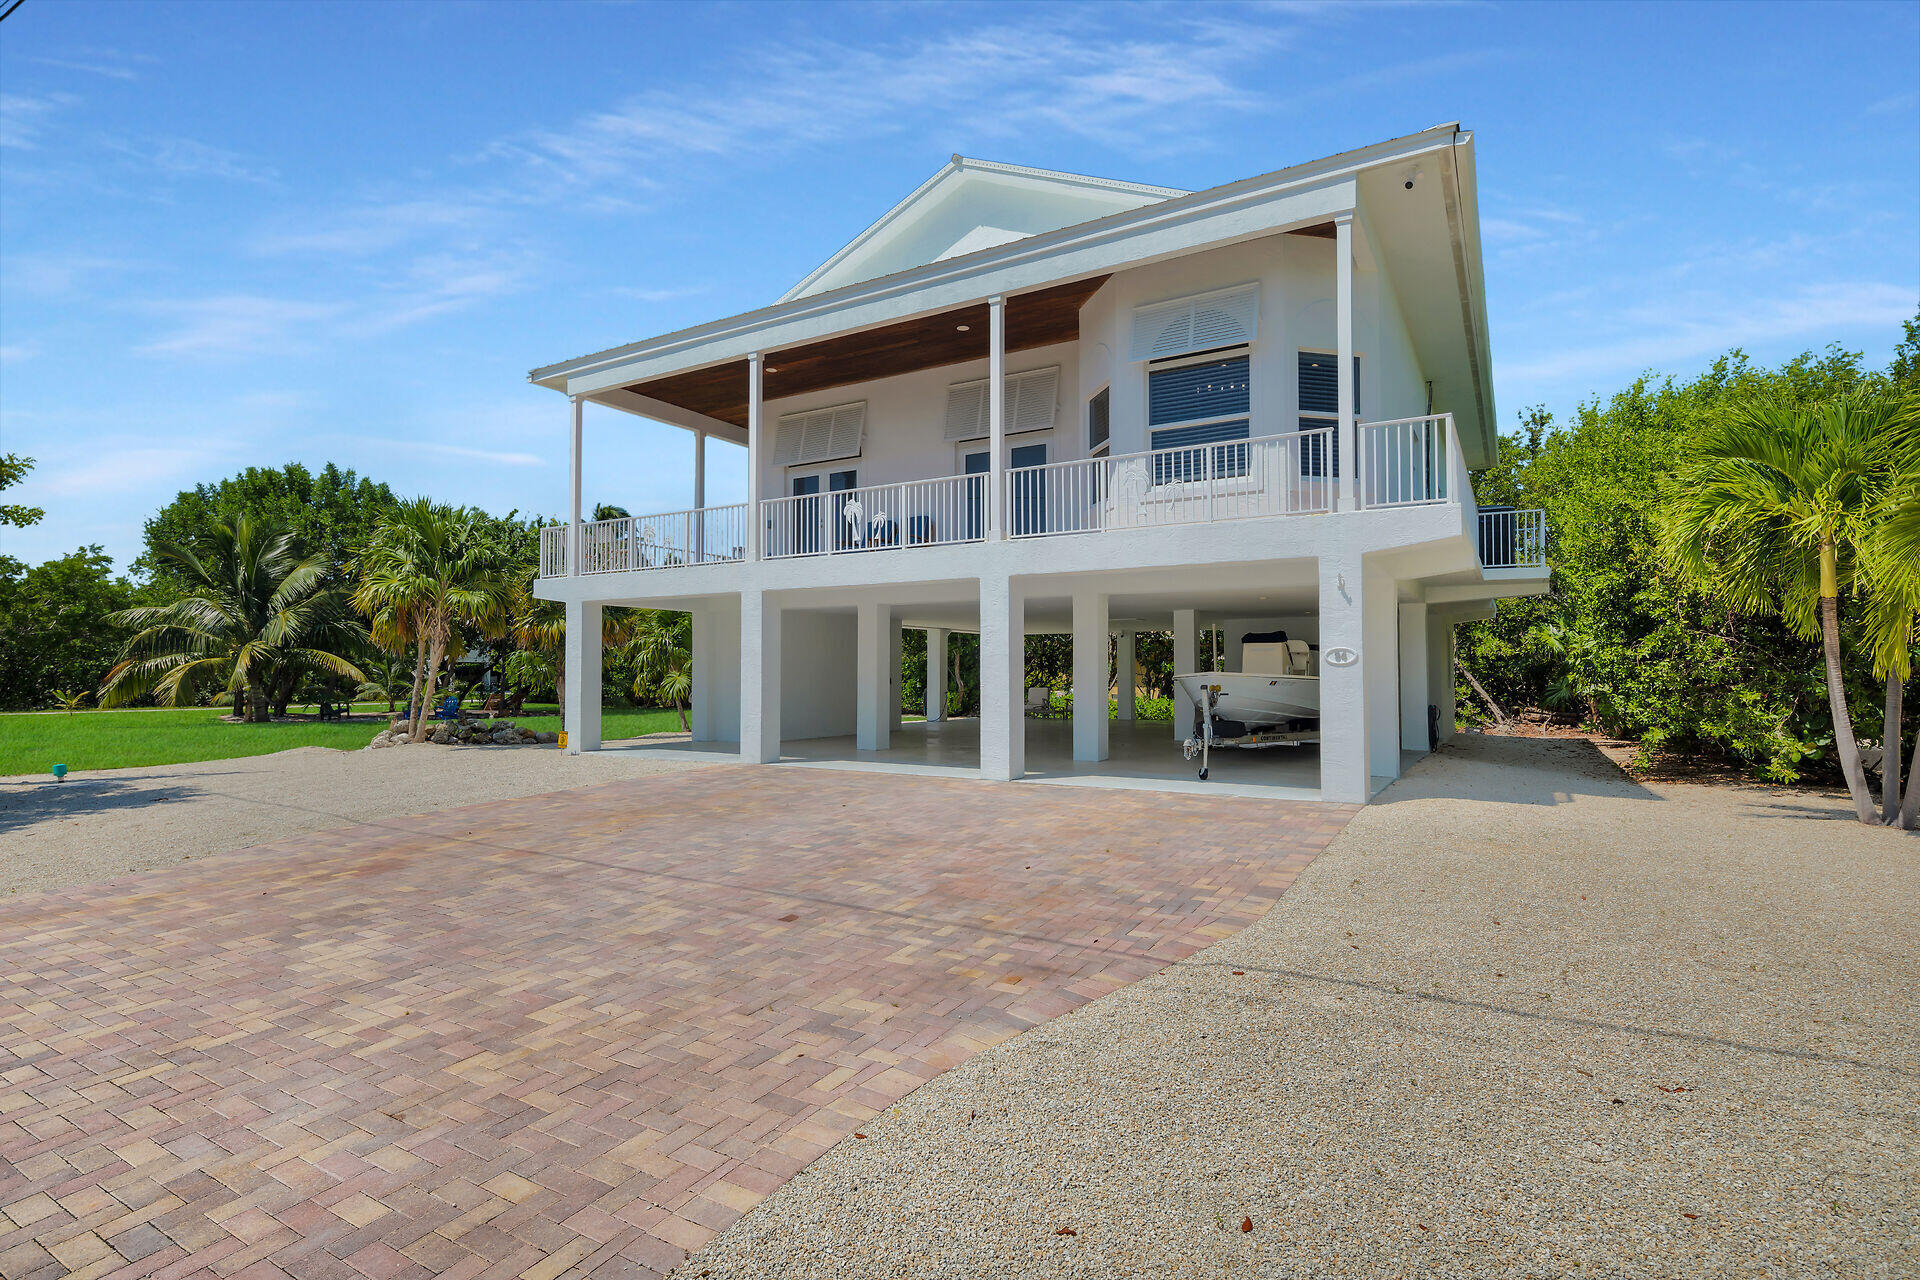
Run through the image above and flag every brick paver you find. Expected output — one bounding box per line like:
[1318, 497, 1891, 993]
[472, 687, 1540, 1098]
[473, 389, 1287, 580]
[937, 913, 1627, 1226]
[0, 767, 1351, 1277]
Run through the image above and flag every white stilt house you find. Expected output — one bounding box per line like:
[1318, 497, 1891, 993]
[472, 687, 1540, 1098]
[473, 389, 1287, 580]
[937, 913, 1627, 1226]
[531, 127, 1548, 803]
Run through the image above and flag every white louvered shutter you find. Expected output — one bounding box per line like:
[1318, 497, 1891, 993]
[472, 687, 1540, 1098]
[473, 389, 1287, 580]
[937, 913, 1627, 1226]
[772, 416, 806, 465]
[943, 380, 988, 441]
[1129, 283, 1260, 361]
[827, 403, 864, 458]
[1007, 366, 1058, 434]
[774, 402, 866, 465]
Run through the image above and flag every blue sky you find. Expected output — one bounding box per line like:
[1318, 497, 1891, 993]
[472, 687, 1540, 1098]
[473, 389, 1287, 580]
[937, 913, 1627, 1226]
[3, 0, 1915, 572]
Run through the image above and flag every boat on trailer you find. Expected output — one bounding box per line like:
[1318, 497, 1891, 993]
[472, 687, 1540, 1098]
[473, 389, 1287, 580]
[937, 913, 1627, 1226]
[1175, 638, 1320, 780]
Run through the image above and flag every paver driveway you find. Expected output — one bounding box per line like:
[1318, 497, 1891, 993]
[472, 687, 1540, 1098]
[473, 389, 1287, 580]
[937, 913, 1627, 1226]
[0, 766, 1351, 1279]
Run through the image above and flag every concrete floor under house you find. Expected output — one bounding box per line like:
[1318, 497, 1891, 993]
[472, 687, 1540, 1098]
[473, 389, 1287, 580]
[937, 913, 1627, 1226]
[563, 550, 1511, 804]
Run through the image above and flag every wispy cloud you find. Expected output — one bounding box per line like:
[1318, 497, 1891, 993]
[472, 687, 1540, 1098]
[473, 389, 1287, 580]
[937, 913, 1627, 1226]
[133, 295, 347, 357]
[28, 48, 156, 82]
[0, 342, 39, 365]
[385, 440, 545, 468]
[484, 11, 1301, 197]
[37, 441, 241, 498]
[1502, 281, 1916, 385]
[0, 91, 77, 150]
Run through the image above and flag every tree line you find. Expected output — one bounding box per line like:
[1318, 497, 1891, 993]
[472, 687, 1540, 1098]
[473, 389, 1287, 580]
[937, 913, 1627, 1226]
[1459, 318, 1919, 827]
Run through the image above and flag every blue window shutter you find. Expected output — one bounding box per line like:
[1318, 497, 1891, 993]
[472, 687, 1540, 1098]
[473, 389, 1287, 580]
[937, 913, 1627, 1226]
[1298, 352, 1360, 415]
[1148, 355, 1251, 427]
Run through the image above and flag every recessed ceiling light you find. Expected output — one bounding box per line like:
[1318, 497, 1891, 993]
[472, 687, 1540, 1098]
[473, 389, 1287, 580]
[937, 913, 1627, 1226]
[956, 324, 970, 332]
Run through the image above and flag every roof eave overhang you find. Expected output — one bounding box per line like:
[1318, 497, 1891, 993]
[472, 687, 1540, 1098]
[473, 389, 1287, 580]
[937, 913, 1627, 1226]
[531, 124, 1469, 399]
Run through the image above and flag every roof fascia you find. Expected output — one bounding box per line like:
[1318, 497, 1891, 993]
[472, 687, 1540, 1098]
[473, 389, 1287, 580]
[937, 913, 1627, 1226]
[532, 125, 1461, 394]
[565, 176, 1360, 398]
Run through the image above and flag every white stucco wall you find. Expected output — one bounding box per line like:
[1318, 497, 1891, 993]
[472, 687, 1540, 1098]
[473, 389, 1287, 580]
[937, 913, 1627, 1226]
[758, 232, 1428, 500]
[780, 609, 857, 740]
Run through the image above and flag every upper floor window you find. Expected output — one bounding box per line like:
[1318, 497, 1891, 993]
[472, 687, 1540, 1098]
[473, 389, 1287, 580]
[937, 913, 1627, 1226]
[1148, 348, 1250, 481]
[1297, 351, 1359, 477]
[1088, 386, 1110, 456]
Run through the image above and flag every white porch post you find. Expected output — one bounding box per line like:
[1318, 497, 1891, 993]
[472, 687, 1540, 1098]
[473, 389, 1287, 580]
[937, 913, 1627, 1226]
[1071, 587, 1110, 762]
[1172, 608, 1198, 740]
[1318, 551, 1369, 802]
[980, 575, 1025, 780]
[693, 428, 707, 562]
[1399, 600, 1431, 752]
[740, 590, 781, 763]
[1116, 629, 1137, 721]
[889, 614, 904, 736]
[856, 601, 891, 752]
[1429, 610, 1458, 744]
[569, 394, 584, 576]
[1335, 212, 1357, 513]
[926, 627, 948, 722]
[1365, 565, 1400, 781]
[690, 607, 714, 742]
[746, 354, 764, 560]
[988, 295, 1006, 540]
[564, 600, 601, 754]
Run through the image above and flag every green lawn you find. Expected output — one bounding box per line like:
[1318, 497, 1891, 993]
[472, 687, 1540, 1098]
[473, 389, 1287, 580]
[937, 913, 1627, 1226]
[0, 705, 687, 777]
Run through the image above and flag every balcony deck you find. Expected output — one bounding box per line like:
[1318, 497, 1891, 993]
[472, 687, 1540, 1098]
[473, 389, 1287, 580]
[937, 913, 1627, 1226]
[538, 414, 1547, 581]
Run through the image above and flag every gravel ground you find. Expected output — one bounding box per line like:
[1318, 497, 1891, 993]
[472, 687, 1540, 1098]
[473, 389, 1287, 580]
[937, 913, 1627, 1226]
[0, 739, 702, 894]
[687, 733, 1919, 1279]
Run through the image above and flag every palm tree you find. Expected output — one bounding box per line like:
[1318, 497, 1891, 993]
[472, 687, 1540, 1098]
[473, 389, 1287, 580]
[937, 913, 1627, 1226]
[630, 611, 693, 730]
[355, 501, 513, 742]
[101, 515, 365, 719]
[1861, 481, 1920, 828]
[508, 570, 633, 730]
[356, 652, 415, 714]
[49, 690, 89, 715]
[1663, 390, 1916, 824]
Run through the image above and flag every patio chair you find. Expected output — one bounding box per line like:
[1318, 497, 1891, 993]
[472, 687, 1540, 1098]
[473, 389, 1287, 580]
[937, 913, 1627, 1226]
[1025, 686, 1052, 717]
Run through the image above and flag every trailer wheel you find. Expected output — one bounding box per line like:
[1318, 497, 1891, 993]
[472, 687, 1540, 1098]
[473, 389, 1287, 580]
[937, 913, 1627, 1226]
[1197, 766, 1209, 781]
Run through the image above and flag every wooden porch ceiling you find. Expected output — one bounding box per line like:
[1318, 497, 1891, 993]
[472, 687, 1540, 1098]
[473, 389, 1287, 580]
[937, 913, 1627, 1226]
[622, 276, 1111, 429]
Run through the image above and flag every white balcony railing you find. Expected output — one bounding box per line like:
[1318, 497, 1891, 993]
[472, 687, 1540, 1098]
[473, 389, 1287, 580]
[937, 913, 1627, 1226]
[540, 524, 567, 578]
[1358, 413, 1462, 508]
[540, 505, 747, 577]
[1003, 427, 1335, 539]
[761, 473, 986, 560]
[1478, 507, 1547, 570]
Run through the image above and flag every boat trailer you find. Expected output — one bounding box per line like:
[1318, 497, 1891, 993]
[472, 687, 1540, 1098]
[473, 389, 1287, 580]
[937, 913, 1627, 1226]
[1181, 684, 1319, 781]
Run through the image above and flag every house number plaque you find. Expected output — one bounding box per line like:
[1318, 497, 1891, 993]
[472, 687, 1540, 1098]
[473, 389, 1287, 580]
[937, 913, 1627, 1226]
[1323, 646, 1358, 667]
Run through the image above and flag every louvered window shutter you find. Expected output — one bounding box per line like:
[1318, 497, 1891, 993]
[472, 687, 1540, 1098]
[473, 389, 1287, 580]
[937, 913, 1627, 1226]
[943, 380, 988, 441]
[944, 367, 1058, 440]
[775, 402, 866, 465]
[773, 416, 805, 466]
[1130, 284, 1259, 361]
[1007, 366, 1058, 434]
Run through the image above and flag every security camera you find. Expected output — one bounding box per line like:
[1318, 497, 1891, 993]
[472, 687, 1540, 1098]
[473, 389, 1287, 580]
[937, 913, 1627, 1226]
[1404, 178, 1415, 190]
[1402, 166, 1423, 191]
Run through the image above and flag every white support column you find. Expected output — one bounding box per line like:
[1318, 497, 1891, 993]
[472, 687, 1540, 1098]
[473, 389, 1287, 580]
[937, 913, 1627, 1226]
[856, 601, 891, 752]
[740, 591, 781, 763]
[1365, 565, 1400, 781]
[1071, 587, 1110, 762]
[690, 607, 714, 742]
[1399, 600, 1430, 752]
[1172, 608, 1198, 740]
[1335, 212, 1357, 513]
[1318, 553, 1369, 802]
[987, 295, 1006, 540]
[564, 600, 601, 754]
[979, 575, 1025, 780]
[926, 628, 948, 722]
[1429, 608, 1459, 744]
[1116, 629, 1137, 721]
[568, 394, 584, 576]
[746, 354, 764, 560]
[693, 428, 707, 562]
[889, 614, 904, 736]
